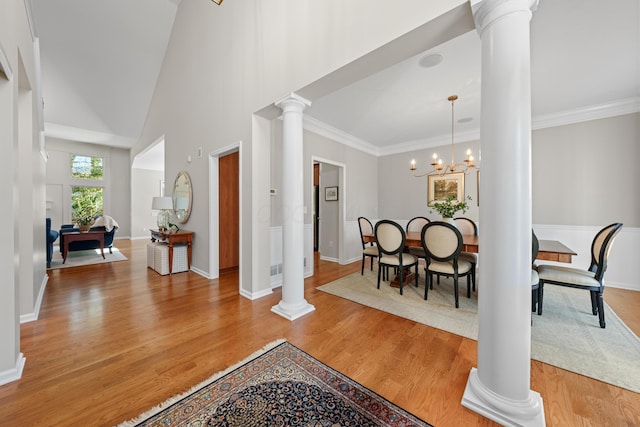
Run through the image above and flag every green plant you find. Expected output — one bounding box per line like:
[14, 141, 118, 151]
[71, 188, 103, 226]
[429, 195, 472, 218]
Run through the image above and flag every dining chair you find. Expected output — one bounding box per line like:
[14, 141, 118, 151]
[537, 223, 623, 328]
[405, 216, 430, 260]
[357, 217, 379, 275]
[374, 220, 418, 295]
[453, 217, 478, 291]
[420, 222, 473, 308]
[531, 230, 540, 313]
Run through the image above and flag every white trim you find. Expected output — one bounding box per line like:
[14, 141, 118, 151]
[319, 255, 339, 263]
[304, 97, 640, 158]
[209, 142, 242, 283]
[20, 274, 48, 323]
[24, 0, 37, 41]
[0, 40, 13, 81]
[0, 353, 26, 386]
[239, 287, 274, 300]
[311, 156, 348, 267]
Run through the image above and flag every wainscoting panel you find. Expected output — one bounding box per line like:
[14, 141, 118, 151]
[270, 225, 313, 288]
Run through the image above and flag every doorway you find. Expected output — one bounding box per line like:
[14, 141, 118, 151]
[218, 151, 239, 272]
[311, 158, 346, 264]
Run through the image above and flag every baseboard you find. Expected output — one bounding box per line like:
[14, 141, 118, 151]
[0, 353, 26, 386]
[189, 265, 209, 279]
[20, 275, 49, 324]
[240, 287, 274, 300]
[319, 255, 339, 263]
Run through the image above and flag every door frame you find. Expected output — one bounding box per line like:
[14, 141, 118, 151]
[310, 156, 347, 265]
[209, 141, 242, 282]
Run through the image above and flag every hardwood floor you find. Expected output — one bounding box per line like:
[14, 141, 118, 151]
[0, 239, 638, 426]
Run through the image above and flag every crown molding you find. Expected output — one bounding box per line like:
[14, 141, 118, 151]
[532, 97, 640, 130]
[44, 123, 136, 149]
[302, 116, 381, 157]
[304, 97, 640, 158]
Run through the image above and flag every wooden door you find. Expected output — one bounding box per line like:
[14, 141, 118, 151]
[219, 151, 239, 271]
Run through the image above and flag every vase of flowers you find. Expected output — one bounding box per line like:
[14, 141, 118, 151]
[429, 195, 472, 222]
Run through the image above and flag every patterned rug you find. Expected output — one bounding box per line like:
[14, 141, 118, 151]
[117, 340, 432, 427]
[49, 245, 127, 270]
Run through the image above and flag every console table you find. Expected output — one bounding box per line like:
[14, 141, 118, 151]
[62, 231, 105, 264]
[150, 229, 194, 274]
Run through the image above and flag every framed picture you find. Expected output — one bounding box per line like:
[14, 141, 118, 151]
[428, 172, 465, 206]
[325, 186, 338, 201]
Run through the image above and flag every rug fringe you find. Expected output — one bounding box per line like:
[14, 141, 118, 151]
[115, 338, 287, 427]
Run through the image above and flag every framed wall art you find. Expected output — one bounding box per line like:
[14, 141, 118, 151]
[428, 172, 465, 206]
[325, 186, 338, 201]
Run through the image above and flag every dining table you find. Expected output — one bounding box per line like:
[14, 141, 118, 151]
[363, 232, 576, 263]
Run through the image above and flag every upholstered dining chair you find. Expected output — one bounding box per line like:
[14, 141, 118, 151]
[421, 221, 473, 308]
[453, 217, 478, 291]
[374, 220, 418, 295]
[405, 216, 430, 260]
[531, 230, 540, 313]
[537, 223, 623, 328]
[358, 217, 379, 275]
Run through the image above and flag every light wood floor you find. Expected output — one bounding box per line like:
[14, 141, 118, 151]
[0, 239, 638, 426]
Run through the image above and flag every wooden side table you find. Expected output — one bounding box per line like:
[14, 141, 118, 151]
[150, 229, 194, 274]
[62, 231, 105, 264]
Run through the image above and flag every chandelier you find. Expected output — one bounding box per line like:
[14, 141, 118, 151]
[410, 95, 477, 177]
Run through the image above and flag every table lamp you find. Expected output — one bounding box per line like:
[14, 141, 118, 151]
[152, 197, 173, 230]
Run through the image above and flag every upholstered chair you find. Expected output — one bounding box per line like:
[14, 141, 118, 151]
[453, 217, 478, 291]
[421, 221, 473, 308]
[405, 217, 430, 260]
[357, 217, 379, 275]
[537, 223, 623, 328]
[374, 220, 418, 295]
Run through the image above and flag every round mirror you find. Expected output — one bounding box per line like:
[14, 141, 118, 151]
[173, 171, 192, 223]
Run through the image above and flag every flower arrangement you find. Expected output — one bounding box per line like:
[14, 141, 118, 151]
[429, 195, 472, 218]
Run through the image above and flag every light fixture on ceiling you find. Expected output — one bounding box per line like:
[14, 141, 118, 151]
[212, 0, 223, 4]
[410, 95, 478, 177]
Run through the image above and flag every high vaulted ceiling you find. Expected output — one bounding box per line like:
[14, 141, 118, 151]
[31, 0, 639, 160]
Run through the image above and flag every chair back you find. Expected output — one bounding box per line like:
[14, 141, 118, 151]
[421, 222, 463, 262]
[406, 216, 430, 233]
[453, 217, 478, 236]
[358, 217, 374, 248]
[590, 223, 623, 280]
[374, 220, 405, 256]
[532, 230, 539, 264]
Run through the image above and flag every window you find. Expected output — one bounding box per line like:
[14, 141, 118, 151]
[71, 187, 103, 225]
[71, 155, 103, 180]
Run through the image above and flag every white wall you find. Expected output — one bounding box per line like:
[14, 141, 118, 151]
[0, 0, 42, 385]
[45, 138, 131, 237]
[131, 168, 165, 238]
[133, 0, 471, 295]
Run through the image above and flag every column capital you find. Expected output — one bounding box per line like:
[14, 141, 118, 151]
[274, 92, 311, 112]
[471, 0, 538, 36]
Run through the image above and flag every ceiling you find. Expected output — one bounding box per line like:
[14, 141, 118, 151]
[31, 0, 639, 165]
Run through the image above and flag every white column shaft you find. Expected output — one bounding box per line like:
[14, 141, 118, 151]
[463, 1, 544, 426]
[272, 93, 315, 321]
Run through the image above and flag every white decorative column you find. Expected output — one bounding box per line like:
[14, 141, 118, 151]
[461, 1, 545, 426]
[271, 93, 315, 321]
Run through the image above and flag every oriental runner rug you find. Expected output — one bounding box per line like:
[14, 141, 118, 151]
[318, 269, 640, 393]
[117, 340, 432, 427]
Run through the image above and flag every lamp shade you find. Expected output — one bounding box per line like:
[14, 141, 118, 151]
[152, 197, 173, 210]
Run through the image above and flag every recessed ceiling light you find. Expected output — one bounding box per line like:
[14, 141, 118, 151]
[457, 117, 473, 123]
[418, 53, 443, 68]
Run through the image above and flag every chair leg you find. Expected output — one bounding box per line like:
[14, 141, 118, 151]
[531, 288, 538, 312]
[370, 256, 374, 271]
[361, 256, 365, 275]
[466, 275, 471, 298]
[453, 274, 459, 308]
[414, 264, 418, 288]
[399, 266, 404, 295]
[537, 283, 544, 315]
[590, 290, 598, 315]
[596, 291, 606, 328]
[471, 264, 476, 292]
[377, 265, 382, 289]
[424, 272, 430, 300]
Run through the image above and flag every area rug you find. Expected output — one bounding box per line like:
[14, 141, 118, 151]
[48, 246, 127, 270]
[117, 340, 431, 427]
[318, 270, 640, 394]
